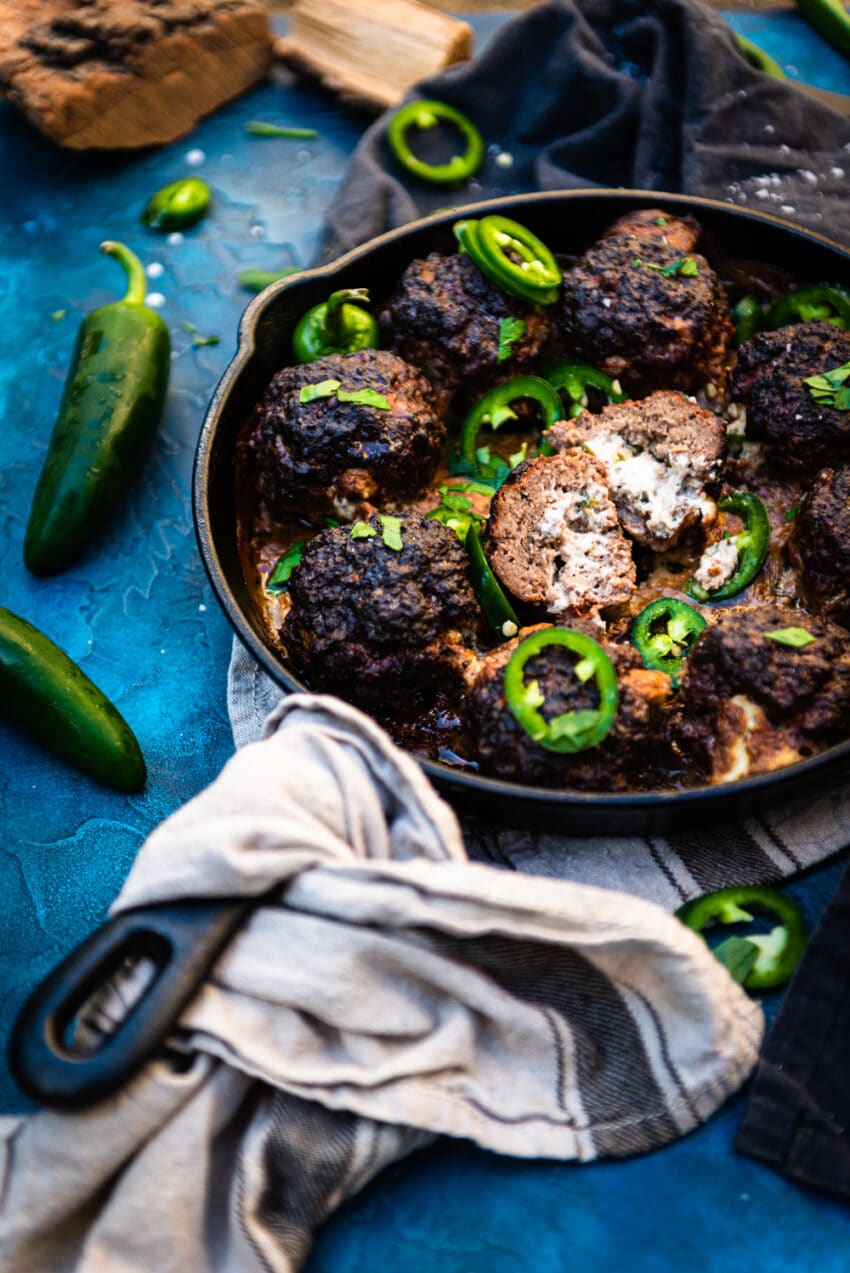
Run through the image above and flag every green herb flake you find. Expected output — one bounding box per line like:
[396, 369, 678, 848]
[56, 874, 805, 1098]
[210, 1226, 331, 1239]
[350, 521, 377, 540]
[645, 257, 699, 278]
[803, 361, 850, 410]
[245, 121, 318, 139]
[194, 332, 220, 347]
[325, 517, 341, 528]
[785, 502, 802, 522]
[50, 309, 67, 322]
[378, 514, 404, 552]
[299, 379, 342, 404]
[336, 387, 391, 410]
[549, 709, 600, 744]
[238, 267, 300, 293]
[496, 317, 527, 364]
[633, 258, 643, 268]
[765, 626, 816, 648]
[426, 483, 488, 543]
[654, 216, 668, 226]
[508, 442, 529, 469]
[266, 540, 306, 592]
[712, 936, 759, 986]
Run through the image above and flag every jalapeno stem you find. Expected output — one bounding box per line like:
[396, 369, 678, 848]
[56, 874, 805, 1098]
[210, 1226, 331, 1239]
[324, 289, 370, 345]
[100, 241, 147, 307]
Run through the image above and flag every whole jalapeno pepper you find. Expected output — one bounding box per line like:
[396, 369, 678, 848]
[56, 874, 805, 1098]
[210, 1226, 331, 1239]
[142, 177, 211, 230]
[460, 375, 564, 483]
[503, 627, 619, 754]
[677, 885, 808, 992]
[292, 289, 380, 363]
[387, 100, 484, 186]
[454, 215, 562, 305]
[730, 294, 765, 343]
[687, 492, 770, 603]
[24, 242, 171, 576]
[542, 360, 627, 418]
[631, 598, 707, 687]
[0, 605, 146, 791]
[765, 284, 850, 330]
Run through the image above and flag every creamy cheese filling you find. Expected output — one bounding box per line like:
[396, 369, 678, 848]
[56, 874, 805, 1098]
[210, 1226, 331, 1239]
[583, 428, 713, 542]
[693, 537, 740, 592]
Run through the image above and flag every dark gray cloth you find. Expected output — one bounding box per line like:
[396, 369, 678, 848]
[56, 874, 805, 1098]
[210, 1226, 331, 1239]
[322, 0, 850, 261]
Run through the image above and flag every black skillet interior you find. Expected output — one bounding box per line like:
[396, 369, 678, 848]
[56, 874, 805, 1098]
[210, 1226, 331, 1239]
[194, 189, 850, 836]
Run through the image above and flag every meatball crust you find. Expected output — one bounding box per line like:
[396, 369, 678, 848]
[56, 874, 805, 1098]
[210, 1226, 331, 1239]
[282, 512, 481, 707]
[547, 390, 725, 550]
[485, 452, 636, 618]
[675, 603, 850, 781]
[467, 632, 673, 789]
[790, 467, 850, 624]
[380, 251, 551, 397]
[243, 350, 445, 517]
[601, 209, 700, 254]
[730, 322, 850, 475]
[556, 227, 733, 397]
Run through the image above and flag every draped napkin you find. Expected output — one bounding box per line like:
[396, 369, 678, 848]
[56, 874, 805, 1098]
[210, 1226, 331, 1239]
[0, 697, 762, 1273]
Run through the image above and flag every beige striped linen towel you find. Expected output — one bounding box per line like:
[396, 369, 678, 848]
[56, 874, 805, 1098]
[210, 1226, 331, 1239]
[0, 694, 760, 1273]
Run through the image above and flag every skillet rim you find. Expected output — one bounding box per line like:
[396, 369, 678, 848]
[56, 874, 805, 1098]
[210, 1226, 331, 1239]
[194, 187, 850, 832]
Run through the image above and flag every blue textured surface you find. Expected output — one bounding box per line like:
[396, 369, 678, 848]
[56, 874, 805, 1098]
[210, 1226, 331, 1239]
[0, 10, 848, 1270]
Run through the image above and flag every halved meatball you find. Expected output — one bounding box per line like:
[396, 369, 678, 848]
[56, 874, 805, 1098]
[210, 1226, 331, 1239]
[675, 603, 850, 783]
[547, 391, 725, 551]
[730, 321, 850, 475]
[556, 217, 733, 398]
[466, 630, 673, 789]
[380, 251, 551, 398]
[485, 452, 636, 619]
[790, 467, 850, 624]
[243, 350, 445, 518]
[282, 512, 481, 708]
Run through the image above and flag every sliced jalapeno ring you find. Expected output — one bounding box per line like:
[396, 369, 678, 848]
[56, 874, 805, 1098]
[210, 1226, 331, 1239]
[466, 526, 519, 633]
[292, 289, 380, 363]
[455, 215, 561, 305]
[504, 628, 618, 754]
[688, 492, 770, 603]
[460, 376, 564, 483]
[631, 598, 706, 687]
[765, 284, 850, 330]
[542, 360, 627, 418]
[387, 100, 484, 186]
[142, 177, 211, 231]
[677, 885, 808, 991]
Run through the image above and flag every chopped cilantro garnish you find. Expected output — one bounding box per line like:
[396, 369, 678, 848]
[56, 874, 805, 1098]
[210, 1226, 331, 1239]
[785, 502, 802, 522]
[803, 361, 850, 410]
[325, 517, 341, 528]
[299, 379, 342, 403]
[644, 257, 699, 278]
[337, 387, 391, 410]
[350, 521, 377, 540]
[496, 317, 527, 364]
[426, 482, 490, 543]
[378, 514, 404, 551]
[50, 309, 66, 321]
[266, 540, 306, 592]
[654, 216, 667, 226]
[764, 626, 816, 648]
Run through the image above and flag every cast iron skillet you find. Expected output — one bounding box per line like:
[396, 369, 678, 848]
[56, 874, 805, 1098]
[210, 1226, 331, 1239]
[194, 189, 850, 836]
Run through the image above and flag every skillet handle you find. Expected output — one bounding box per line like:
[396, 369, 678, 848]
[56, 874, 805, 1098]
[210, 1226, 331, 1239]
[9, 897, 252, 1110]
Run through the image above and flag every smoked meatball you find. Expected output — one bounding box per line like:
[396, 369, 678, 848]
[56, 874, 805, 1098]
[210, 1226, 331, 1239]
[556, 214, 733, 398]
[243, 349, 445, 518]
[380, 251, 551, 398]
[282, 512, 481, 708]
[675, 603, 850, 783]
[467, 631, 673, 789]
[790, 467, 850, 624]
[730, 321, 850, 475]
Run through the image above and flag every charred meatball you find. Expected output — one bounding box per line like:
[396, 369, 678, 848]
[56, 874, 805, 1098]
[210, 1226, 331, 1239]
[556, 216, 733, 398]
[282, 512, 481, 708]
[675, 603, 850, 783]
[601, 209, 700, 254]
[547, 391, 725, 551]
[485, 452, 636, 619]
[380, 251, 551, 397]
[243, 350, 445, 518]
[790, 467, 850, 624]
[730, 321, 850, 475]
[467, 631, 673, 789]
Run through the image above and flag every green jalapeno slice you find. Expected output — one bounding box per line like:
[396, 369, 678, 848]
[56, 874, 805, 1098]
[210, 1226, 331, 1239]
[765, 285, 850, 330]
[688, 492, 770, 603]
[460, 376, 563, 483]
[466, 526, 519, 633]
[292, 289, 380, 363]
[731, 294, 765, 343]
[794, 0, 850, 62]
[677, 885, 808, 991]
[454, 215, 561, 305]
[504, 628, 618, 754]
[631, 599, 706, 687]
[734, 33, 788, 79]
[387, 100, 484, 186]
[142, 177, 211, 230]
[542, 360, 627, 418]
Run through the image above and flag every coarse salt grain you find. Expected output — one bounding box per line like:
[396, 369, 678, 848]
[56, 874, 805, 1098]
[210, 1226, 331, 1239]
[185, 149, 205, 166]
[146, 262, 164, 279]
[167, 232, 184, 246]
[145, 292, 166, 308]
